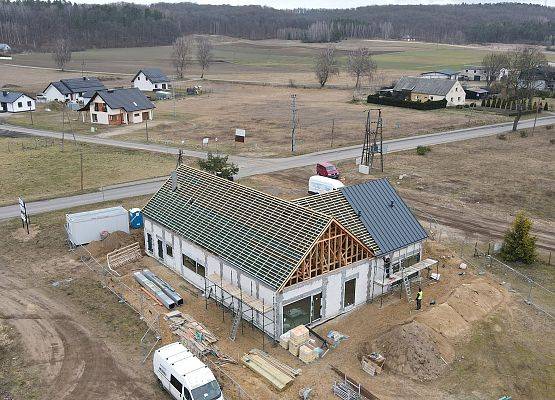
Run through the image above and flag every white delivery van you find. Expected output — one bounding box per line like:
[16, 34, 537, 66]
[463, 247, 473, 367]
[153, 342, 223, 400]
[308, 175, 345, 195]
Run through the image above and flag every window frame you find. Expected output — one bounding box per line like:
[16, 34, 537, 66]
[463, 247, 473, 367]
[166, 244, 173, 257]
[182, 253, 206, 276]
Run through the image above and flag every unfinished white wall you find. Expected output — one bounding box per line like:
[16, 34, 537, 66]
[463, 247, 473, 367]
[143, 217, 278, 337]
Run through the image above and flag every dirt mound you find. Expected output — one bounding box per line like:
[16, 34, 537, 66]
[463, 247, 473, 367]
[373, 321, 453, 381]
[85, 231, 137, 258]
[446, 279, 503, 322]
[12, 225, 40, 242]
[415, 303, 470, 339]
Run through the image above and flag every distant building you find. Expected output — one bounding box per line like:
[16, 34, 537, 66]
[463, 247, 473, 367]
[465, 88, 489, 100]
[132, 68, 170, 92]
[420, 69, 459, 80]
[81, 88, 155, 125]
[460, 66, 508, 82]
[0, 91, 35, 113]
[0, 43, 11, 54]
[393, 76, 466, 106]
[519, 65, 555, 92]
[42, 77, 106, 103]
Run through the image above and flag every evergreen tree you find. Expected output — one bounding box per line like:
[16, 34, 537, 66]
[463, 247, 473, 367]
[500, 211, 537, 264]
[198, 152, 239, 180]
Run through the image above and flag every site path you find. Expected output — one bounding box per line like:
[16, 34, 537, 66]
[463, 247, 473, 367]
[0, 115, 554, 222]
[0, 259, 161, 400]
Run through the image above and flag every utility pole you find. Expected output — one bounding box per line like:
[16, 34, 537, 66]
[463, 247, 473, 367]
[145, 118, 149, 142]
[290, 94, 297, 153]
[81, 59, 86, 75]
[80, 152, 84, 191]
[330, 118, 335, 148]
[172, 84, 176, 118]
[532, 101, 541, 135]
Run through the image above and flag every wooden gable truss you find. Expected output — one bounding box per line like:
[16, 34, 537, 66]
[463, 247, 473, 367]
[283, 220, 373, 289]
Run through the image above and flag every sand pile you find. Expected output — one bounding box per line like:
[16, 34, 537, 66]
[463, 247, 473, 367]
[373, 321, 453, 381]
[86, 231, 137, 258]
[447, 280, 503, 322]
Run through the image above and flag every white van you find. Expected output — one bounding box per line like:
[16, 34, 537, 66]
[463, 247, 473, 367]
[153, 342, 223, 400]
[308, 175, 345, 195]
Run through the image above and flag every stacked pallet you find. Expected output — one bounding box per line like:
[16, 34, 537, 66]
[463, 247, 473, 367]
[281, 325, 321, 364]
[241, 349, 299, 391]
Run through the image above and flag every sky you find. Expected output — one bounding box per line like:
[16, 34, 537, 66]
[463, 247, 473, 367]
[70, 0, 552, 7]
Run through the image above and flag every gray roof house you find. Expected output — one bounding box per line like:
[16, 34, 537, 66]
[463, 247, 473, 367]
[81, 88, 155, 125]
[393, 76, 466, 106]
[0, 90, 35, 113]
[43, 77, 107, 102]
[132, 68, 170, 91]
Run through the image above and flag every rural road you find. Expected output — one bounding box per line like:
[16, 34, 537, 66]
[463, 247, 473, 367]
[0, 115, 554, 222]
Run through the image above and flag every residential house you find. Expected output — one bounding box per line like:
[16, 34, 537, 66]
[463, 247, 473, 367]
[519, 65, 555, 92]
[0, 91, 35, 113]
[81, 88, 155, 125]
[420, 69, 459, 80]
[132, 68, 171, 92]
[42, 77, 106, 103]
[142, 166, 431, 338]
[393, 76, 466, 106]
[460, 66, 508, 82]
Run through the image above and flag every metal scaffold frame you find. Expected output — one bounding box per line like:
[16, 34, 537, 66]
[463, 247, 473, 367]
[204, 272, 277, 351]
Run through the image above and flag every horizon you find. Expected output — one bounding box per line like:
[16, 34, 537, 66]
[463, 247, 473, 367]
[67, 0, 552, 8]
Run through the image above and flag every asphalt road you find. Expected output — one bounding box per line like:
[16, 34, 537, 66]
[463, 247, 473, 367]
[1, 115, 554, 220]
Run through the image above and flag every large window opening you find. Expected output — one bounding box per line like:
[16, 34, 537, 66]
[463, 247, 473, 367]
[182, 254, 206, 277]
[146, 233, 153, 253]
[282, 293, 322, 333]
[344, 278, 356, 308]
[157, 239, 163, 259]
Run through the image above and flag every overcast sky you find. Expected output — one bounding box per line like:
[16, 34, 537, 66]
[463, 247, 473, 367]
[71, 0, 552, 7]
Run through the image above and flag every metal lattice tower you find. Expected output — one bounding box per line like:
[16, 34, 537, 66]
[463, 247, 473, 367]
[360, 108, 384, 172]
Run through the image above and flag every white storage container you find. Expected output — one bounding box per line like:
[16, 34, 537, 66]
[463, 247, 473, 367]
[66, 206, 129, 246]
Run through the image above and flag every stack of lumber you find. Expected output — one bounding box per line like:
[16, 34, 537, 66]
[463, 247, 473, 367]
[288, 325, 310, 357]
[241, 349, 299, 391]
[106, 242, 142, 270]
[165, 311, 236, 364]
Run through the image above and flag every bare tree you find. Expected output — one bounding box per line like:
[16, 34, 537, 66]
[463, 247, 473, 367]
[482, 52, 509, 88]
[52, 39, 71, 71]
[347, 48, 377, 89]
[172, 35, 192, 79]
[314, 47, 339, 88]
[506, 47, 547, 98]
[196, 36, 213, 78]
[379, 21, 393, 40]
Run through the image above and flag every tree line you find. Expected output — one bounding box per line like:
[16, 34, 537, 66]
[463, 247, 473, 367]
[0, 1, 552, 51]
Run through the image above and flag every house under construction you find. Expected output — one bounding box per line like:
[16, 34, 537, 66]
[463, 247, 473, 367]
[141, 166, 431, 339]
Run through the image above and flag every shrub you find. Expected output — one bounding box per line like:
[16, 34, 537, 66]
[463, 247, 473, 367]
[497, 133, 507, 140]
[416, 145, 431, 155]
[544, 102, 549, 111]
[500, 211, 537, 264]
[367, 94, 447, 110]
[198, 152, 239, 180]
[486, 98, 491, 107]
[481, 99, 485, 107]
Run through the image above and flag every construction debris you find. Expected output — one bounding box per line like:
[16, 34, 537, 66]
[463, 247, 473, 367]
[241, 349, 297, 391]
[361, 353, 385, 376]
[332, 380, 362, 400]
[106, 242, 142, 273]
[165, 311, 235, 365]
[330, 365, 379, 400]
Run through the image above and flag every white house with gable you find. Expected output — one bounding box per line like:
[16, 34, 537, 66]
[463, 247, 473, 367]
[0, 91, 35, 113]
[132, 68, 170, 92]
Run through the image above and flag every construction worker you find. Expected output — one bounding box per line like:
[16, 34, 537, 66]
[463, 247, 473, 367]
[416, 287, 423, 310]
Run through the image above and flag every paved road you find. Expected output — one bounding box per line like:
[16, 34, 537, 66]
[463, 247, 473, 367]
[1, 115, 554, 220]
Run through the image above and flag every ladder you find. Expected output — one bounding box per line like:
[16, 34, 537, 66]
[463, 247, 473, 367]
[229, 303, 242, 341]
[401, 266, 413, 303]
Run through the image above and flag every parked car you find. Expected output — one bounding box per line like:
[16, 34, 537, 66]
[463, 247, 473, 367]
[316, 161, 339, 179]
[308, 175, 344, 195]
[153, 342, 223, 400]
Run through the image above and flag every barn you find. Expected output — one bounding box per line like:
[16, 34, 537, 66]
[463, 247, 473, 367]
[142, 166, 431, 339]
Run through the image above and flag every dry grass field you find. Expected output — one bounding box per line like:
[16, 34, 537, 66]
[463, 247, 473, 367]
[114, 81, 509, 156]
[0, 133, 176, 205]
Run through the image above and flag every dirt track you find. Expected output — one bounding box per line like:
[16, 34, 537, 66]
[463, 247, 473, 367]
[0, 260, 159, 400]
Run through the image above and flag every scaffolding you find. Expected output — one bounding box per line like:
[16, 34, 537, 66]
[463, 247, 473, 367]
[204, 272, 277, 351]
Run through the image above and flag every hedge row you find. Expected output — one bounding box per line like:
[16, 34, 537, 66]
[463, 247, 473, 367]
[480, 97, 548, 111]
[367, 95, 447, 110]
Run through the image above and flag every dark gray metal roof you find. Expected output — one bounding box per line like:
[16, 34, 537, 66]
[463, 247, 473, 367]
[0, 91, 27, 103]
[142, 166, 333, 290]
[133, 68, 169, 84]
[60, 77, 106, 93]
[393, 76, 458, 96]
[421, 69, 458, 76]
[340, 179, 428, 255]
[51, 81, 72, 95]
[84, 88, 155, 112]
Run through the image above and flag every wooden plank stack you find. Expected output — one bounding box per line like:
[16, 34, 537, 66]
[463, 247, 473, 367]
[106, 242, 142, 271]
[241, 349, 299, 391]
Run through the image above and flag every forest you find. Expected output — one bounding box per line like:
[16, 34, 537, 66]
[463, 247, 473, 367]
[0, 1, 552, 51]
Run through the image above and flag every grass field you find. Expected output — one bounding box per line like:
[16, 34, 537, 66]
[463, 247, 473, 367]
[0, 134, 176, 205]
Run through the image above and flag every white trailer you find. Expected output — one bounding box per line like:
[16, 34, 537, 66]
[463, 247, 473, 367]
[153, 342, 223, 400]
[66, 206, 129, 246]
[308, 175, 345, 195]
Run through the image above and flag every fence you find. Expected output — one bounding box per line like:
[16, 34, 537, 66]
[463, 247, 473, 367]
[72, 244, 162, 362]
[421, 208, 554, 319]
